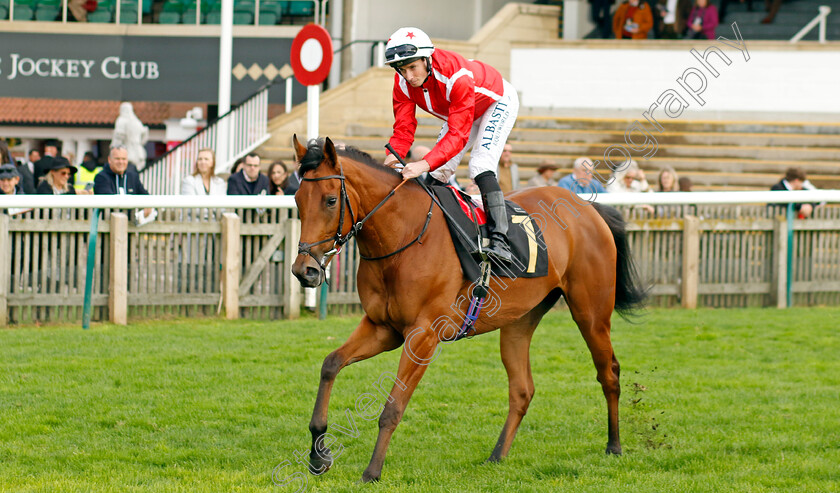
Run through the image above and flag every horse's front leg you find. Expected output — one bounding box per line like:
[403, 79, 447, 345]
[308, 315, 403, 475]
[362, 326, 439, 483]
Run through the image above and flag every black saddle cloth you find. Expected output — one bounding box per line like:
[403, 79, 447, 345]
[430, 185, 548, 282]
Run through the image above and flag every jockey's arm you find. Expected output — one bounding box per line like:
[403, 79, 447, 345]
[421, 76, 475, 171]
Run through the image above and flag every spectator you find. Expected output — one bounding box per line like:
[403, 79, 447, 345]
[761, 0, 782, 24]
[227, 152, 269, 196]
[95, 146, 148, 195]
[268, 161, 289, 195]
[232, 157, 245, 175]
[684, 0, 718, 39]
[613, 0, 654, 39]
[0, 139, 12, 165]
[678, 176, 693, 192]
[657, 166, 679, 192]
[590, 0, 616, 38]
[26, 149, 41, 175]
[36, 157, 78, 195]
[284, 160, 302, 195]
[34, 140, 60, 181]
[655, 0, 690, 38]
[74, 151, 102, 192]
[0, 163, 23, 195]
[607, 160, 651, 193]
[526, 161, 559, 187]
[770, 167, 819, 219]
[497, 144, 520, 193]
[181, 148, 226, 195]
[17, 149, 40, 195]
[557, 157, 608, 195]
[69, 0, 90, 22]
[95, 146, 152, 221]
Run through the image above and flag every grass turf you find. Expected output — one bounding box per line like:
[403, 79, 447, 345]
[1, 307, 839, 492]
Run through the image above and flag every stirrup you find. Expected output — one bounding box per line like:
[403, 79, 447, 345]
[486, 237, 513, 264]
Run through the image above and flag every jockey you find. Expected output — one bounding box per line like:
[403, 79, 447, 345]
[383, 27, 518, 265]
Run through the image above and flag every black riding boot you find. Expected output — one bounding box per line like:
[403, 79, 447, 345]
[475, 171, 513, 264]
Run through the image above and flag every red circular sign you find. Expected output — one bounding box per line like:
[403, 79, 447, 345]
[290, 24, 333, 86]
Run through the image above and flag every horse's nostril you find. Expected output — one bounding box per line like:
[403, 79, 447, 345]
[306, 267, 320, 280]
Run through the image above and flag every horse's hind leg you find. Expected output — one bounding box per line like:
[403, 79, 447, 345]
[488, 290, 561, 463]
[565, 285, 622, 455]
[308, 315, 403, 474]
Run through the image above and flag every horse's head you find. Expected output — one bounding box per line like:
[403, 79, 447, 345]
[291, 135, 355, 287]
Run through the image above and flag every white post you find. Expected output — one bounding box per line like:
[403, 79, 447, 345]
[217, 0, 234, 171]
[285, 77, 293, 113]
[307, 84, 319, 142]
[374, 41, 385, 67]
[819, 14, 826, 43]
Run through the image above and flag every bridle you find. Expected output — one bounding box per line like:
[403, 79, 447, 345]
[296, 160, 434, 279]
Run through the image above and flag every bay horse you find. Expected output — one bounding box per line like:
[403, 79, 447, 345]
[290, 136, 646, 483]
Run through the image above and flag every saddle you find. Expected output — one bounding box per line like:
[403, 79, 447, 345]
[431, 185, 548, 282]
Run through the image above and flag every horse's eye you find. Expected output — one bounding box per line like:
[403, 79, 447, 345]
[326, 196, 338, 207]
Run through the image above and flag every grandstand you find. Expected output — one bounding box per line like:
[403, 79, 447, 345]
[259, 2, 840, 192]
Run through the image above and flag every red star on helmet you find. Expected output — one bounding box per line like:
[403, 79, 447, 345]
[406, 31, 415, 39]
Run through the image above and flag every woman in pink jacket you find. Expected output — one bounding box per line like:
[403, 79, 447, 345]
[685, 0, 719, 39]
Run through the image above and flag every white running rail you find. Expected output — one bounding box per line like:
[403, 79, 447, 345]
[140, 83, 271, 195]
[790, 5, 832, 43]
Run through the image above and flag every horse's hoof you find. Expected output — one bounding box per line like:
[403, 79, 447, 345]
[308, 449, 333, 475]
[605, 444, 622, 456]
[361, 470, 381, 483]
[486, 455, 502, 464]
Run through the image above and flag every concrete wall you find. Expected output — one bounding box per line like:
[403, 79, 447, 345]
[511, 38, 840, 116]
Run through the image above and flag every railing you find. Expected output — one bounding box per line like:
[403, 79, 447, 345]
[7, 0, 146, 24]
[0, 192, 839, 326]
[3, 0, 322, 25]
[790, 5, 832, 43]
[140, 82, 271, 195]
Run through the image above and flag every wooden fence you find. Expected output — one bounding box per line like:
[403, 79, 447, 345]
[1, 204, 839, 325]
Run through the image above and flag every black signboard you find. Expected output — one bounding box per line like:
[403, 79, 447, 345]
[0, 32, 305, 104]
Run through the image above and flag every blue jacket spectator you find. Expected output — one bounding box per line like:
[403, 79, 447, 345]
[557, 157, 608, 195]
[227, 153, 269, 195]
[94, 146, 149, 196]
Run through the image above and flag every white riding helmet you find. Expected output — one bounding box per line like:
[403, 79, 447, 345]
[384, 27, 435, 67]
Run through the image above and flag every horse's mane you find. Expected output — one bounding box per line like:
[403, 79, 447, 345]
[299, 138, 404, 181]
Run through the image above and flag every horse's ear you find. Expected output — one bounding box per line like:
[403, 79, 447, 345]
[323, 137, 339, 170]
[292, 134, 307, 162]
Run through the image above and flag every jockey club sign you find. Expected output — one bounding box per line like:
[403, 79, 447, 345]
[2, 55, 159, 81]
[0, 32, 298, 104]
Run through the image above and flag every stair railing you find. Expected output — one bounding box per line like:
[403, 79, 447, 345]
[790, 5, 832, 43]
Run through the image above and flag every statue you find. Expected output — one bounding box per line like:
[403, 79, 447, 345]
[112, 102, 150, 171]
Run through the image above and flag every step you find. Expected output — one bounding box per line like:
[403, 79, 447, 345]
[414, 117, 840, 135]
[330, 135, 840, 162]
[347, 122, 840, 148]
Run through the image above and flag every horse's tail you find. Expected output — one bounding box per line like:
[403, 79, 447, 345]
[592, 202, 649, 318]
